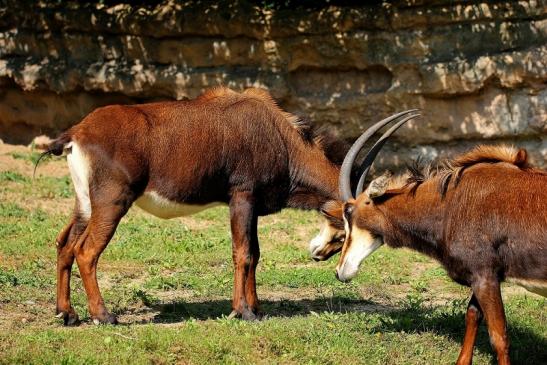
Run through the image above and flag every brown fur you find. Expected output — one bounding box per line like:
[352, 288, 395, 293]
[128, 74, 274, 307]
[402, 145, 536, 196]
[337, 145, 547, 365]
[48, 87, 347, 325]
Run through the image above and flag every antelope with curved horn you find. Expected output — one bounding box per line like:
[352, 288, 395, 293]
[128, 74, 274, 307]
[310, 109, 420, 260]
[330, 125, 547, 364]
[39, 85, 417, 325]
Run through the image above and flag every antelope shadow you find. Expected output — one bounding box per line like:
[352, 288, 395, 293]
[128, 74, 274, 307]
[369, 304, 547, 365]
[128, 296, 545, 364]
[148, 296, 391, 322]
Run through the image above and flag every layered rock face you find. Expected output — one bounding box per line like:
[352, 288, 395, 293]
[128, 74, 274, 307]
[0, 0, 545, 168]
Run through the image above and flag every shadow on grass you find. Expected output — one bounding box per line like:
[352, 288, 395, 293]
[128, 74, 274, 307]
[148, 296, 390, 323]
[134, 297, 546, 365]
[372, 306, 547, 365]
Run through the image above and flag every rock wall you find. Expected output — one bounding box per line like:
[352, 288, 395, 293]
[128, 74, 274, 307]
[0, 0, 546, 168]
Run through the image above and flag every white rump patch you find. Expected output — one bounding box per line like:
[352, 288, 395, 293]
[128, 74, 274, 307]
[507, 278, 547, 297]
[67, 142, 92, 220]
[134, 191, 221, 219]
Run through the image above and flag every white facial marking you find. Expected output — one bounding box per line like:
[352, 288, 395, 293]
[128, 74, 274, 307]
[67, 142, 92, 220]
[134, 191, 222, 219]
[336, 217, 383, 282]
[507, 278, 547, 297]
[309, 218, 339, 259]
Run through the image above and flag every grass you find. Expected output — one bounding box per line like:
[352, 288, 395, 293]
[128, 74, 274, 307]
[0, 146, 545, 364]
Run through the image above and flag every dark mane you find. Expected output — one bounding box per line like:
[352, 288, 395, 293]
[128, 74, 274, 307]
[312, 126, 351, 166]
[405, 145, 531, 196]
[291, 115, 316, 143]
[406, 156, 429, 186]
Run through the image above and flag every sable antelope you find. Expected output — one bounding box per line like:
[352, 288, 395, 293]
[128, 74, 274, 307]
[329, 132, 547, 364]
[39, 84, 419, 325]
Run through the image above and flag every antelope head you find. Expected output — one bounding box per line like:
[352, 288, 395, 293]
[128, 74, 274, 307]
[331, 110, 420, 281]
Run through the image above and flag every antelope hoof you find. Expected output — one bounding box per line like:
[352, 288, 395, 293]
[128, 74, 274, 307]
[241, 309, 259, 321]
[228, 308, 260, 321]
[92, 313, 118, 325]
[56, 309, 80, 326]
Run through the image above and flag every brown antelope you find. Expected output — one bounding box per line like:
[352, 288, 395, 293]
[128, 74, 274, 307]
[38, 86, 418, 325]
[327, 131, 547, 364]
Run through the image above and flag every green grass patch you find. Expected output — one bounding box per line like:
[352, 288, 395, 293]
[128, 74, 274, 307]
[0, 158, 545, 364]
[0, 171, 29, 183]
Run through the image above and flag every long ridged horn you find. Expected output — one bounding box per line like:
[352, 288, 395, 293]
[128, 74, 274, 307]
[339, 109, 419, 201]
[355, 112, 420, 195]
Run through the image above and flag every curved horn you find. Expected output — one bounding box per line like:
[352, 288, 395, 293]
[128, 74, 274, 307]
[339, 109, 419, 201]
[355, 112, 420, 195]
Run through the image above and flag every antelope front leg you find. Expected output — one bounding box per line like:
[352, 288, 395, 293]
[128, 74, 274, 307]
[244, 220, 260, 314]
[229, 191, 259, 320]
[472, 276, 510, 365]
[456, 294, 483, 365]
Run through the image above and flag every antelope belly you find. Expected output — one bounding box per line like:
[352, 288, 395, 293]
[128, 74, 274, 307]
[508, 278, 547, 297]
[134, 191, 221, 219]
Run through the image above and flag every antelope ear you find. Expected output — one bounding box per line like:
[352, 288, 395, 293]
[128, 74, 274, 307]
[320, 200, 344, 230]
[365, 171, 393, 198]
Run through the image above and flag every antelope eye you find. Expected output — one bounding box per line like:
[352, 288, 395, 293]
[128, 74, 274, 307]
[343, 204, 354, 220]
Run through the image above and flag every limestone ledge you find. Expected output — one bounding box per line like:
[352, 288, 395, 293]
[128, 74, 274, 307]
[0, 0, 545, 165]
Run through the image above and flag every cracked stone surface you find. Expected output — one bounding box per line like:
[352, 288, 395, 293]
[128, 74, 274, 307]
[0, 0, 545, 168]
